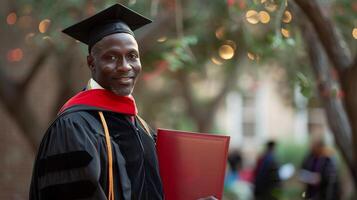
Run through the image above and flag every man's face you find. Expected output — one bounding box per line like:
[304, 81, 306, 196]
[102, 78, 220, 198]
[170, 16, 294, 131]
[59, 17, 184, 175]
[88, 33, 141, 96]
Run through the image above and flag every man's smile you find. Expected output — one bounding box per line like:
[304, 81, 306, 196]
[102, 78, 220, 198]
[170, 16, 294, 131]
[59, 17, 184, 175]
[113, 77, 134, 84]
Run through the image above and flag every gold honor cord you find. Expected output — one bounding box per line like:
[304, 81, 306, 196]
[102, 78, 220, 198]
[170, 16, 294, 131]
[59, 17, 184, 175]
[136, 115, 152, 139]
[99, 111, 114, 200]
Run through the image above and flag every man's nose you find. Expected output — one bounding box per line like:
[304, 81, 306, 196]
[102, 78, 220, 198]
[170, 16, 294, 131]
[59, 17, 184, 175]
[117, 57, 131, 71]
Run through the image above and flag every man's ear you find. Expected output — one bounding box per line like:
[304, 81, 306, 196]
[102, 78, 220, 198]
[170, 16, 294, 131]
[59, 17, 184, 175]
[87, 54, 95, 72]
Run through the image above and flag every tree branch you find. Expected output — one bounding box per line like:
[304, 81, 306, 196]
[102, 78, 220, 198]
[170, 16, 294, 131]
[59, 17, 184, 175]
[0, 64, 40, 152]
[353, 55, 357, 69]
[294, 0, 352, 73]
[0, 45, 53, 150]
[176, 70, 202, 122]
[50, 47, 79, 117]
[208, 63, 239, 116]
[18, 45, 52, 91]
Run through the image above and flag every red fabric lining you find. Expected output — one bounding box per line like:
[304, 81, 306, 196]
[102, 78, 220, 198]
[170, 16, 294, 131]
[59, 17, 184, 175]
[59, 89, 137, 116]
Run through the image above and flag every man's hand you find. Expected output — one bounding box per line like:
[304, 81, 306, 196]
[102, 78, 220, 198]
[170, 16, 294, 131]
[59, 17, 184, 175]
[197, 196, 218, 200]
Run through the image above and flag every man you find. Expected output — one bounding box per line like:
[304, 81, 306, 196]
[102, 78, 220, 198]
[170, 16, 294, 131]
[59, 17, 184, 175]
[300, 140, 341, 200]
[30, 4, 163, 200]
[253, 141, 281, 200]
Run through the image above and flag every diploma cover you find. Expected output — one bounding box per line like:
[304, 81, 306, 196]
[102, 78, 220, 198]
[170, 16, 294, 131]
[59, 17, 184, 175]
[156, 129, 230, 200]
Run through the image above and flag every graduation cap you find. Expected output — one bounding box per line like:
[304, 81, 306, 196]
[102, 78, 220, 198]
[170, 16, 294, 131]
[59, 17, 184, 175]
[62, 3, 152, 51]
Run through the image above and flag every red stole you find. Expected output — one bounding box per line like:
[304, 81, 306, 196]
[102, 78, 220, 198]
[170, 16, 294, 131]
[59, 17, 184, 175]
[59, 89, 138, 116]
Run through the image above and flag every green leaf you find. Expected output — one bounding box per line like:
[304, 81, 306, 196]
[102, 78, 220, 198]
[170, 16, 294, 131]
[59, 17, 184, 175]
[296, 72, 312, 98]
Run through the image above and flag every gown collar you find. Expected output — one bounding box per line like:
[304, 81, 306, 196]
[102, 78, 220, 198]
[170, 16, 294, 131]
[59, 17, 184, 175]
[59, 88, 138, 116]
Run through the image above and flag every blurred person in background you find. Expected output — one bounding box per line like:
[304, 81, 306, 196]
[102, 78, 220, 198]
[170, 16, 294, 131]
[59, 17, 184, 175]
[299, 139, 341, 200]
[226, 149, 243, 185]
[225, 149, 253, 200]
[253, 141, 281, 200]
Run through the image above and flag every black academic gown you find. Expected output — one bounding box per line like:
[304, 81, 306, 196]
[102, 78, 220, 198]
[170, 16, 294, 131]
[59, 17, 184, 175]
[30, 105, 163, 200]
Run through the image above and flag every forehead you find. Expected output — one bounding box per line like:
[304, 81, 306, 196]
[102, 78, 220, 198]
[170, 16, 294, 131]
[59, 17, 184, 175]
[93, 33, 138, 51]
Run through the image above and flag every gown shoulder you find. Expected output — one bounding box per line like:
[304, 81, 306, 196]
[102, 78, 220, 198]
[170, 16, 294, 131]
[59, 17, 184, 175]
[30, 110, 107, 200]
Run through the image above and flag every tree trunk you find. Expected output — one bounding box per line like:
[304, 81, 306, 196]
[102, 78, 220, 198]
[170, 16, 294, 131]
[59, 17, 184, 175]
[301, 24, 357, 185]
[0, 46, 52, 151]
[340, 66, 357, 182]
[294, 0, 357, 188]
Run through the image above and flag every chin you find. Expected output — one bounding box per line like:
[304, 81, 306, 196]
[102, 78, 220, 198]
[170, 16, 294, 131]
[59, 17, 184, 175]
[111, 87, 133, 96]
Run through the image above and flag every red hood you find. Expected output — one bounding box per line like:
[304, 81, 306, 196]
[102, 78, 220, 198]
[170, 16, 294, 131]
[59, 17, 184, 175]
[59, 89, 137, 116]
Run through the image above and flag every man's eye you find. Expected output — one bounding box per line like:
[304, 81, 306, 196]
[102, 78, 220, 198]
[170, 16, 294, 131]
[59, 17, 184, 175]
[128, 53, 138, 59]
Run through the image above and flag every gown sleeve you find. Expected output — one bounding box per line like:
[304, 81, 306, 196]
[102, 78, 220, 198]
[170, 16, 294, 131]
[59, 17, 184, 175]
[30, 112, 107, 200]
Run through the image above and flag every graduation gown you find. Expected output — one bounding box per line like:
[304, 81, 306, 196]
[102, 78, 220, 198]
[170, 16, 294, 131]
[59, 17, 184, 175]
[30, 90, 163, 200]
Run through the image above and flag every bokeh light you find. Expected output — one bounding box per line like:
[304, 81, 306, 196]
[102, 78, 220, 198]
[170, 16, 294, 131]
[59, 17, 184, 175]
[247, 52, 255, 60]
[39, 19, 51, 33]
[211, 56, 223, 65]
[283, 11, 292, 23]
[219, 45, 235, 60]
[157, 36, 167, 42]
[6, 12, 17, 25]
[246, 10, 259, 24]
[281, 28, 290, 38]
[259, 11, 270, 24]
[265, 2, 278, 12]
[7, 48, 23, 62]
[353, 28, 357, 39]
[215, 27, 225, 39]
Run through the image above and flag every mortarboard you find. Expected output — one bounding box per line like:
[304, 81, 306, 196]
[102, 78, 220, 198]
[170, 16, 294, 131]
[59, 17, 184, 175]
[62, 3, 152, 51]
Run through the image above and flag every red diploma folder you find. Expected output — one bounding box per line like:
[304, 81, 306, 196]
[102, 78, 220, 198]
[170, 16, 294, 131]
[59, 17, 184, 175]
[156, 129, 230, 200]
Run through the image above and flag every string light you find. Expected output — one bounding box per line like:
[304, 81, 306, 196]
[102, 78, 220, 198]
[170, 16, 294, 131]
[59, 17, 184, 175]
[157, 36, 167, 42]
[215, 27, 225, 39]
[7, 48, 23, 62]
[352, 28, 357, 39]
[219, 45, 235, 60]
[246, 10, 259, 24]
[283, 11, 292, 23]
[211, 57, 223, 65]
[281, 28, 290, 38]
[265, 2, 277, 12]
[39, 19, 51, 33]
[259, 11, 270, 24]
[247, 52, 255, 60]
